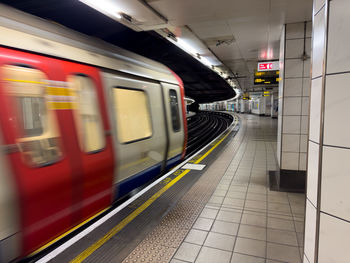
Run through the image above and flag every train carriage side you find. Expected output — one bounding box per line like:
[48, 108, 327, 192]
[101, 70, 187, 199]
[0, 47, 115, 259]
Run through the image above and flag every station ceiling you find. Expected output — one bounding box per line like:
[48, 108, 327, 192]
[1, 0, 313, 101]
[0, 0, 236, 103]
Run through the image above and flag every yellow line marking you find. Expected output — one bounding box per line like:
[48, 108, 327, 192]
[71, 169, 190, 263]
[29, 207, 110, 257]
[71, 116, 238, 263]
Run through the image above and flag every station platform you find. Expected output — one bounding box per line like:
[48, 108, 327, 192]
[39, 114, 305, 263]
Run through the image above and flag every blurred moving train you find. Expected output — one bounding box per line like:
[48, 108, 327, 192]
[0, 5, 187, 262]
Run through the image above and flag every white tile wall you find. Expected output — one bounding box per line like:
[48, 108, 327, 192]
[282, 134, 300, 152]
[300, 134, 308, 153]
[277, 116, 282, 166]
[312, 7, 326, 79]
[326, 0, 350, 74]
[300, 116, 309, 135]
[321, 146, 350, 222]
[314, 0, 326, 15]
[318, 213, 350, 263]
[286, 39, 304, 59]
[306, 21, 312, 38]
[283, 116, 301, 134]
[301, 97, 309, 116]
[284, 78, 302, 97]
[299, 153, 307, 170]
[324, 73, 350, 148]
[306, 141, 319, 206]
[281, 152, 299, 170]
[303, 59, 311, 78]
[286, 23, 305, 39]
[285, 59, 304, 78]
[309, 78, 322, 143]
[304, 199, 316, 263]
[283, 97, 302, 116]
[305, 38, 312, 57]
[303, 255, 311, 263]
[302, 78, 311, 97]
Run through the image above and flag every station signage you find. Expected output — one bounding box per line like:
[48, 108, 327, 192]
[257, 61, 279, 72]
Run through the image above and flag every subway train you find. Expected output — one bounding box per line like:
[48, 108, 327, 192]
[0, 5, 187, 262]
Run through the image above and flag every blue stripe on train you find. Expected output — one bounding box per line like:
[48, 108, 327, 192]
[165, 154, 182, 171]
[114, 163, 162, 200]
[114, 154, 183, 200]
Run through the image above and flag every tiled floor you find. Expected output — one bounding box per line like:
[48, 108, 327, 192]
[171, 115, 305, 263]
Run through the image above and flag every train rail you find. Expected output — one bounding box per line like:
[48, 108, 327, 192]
[186, 111, 234, 157]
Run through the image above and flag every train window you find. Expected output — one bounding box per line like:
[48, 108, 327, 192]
[112, 88, 152, 143]
[2, 65, 62, 166]
[68, 75, 105, 153]
[169, 89, 181, 132]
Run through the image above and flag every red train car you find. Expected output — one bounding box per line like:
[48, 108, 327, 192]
[0, 4, 187, 261]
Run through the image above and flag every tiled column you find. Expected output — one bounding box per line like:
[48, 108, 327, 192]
[275, 21, 311, 191]
[304, 0, 350, 262]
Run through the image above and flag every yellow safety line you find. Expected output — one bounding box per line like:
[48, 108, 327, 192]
[70, 116, 238, 263]
[29, 207, 110, 257]
[71, 169, 191, 263]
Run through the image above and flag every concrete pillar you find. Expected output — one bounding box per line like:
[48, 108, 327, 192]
[274, 21, 311, 191]
[304, 0, 350, 262]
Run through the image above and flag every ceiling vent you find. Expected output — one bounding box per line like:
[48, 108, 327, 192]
[203, 35, 235, 47]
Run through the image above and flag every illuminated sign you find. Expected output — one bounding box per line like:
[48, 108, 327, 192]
[254, 70, 279, 85]
[258, 61, 279, 72]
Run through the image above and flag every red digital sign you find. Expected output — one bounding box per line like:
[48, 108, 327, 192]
[257, 61, 279, 72]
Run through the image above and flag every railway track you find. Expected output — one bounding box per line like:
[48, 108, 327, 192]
[185, 111, 234, 157]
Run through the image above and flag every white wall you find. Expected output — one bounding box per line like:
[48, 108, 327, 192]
[304, 0, 350, 262]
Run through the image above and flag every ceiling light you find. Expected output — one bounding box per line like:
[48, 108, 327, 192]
[79, 0, 123, 20]
[177, 38, 197, 56]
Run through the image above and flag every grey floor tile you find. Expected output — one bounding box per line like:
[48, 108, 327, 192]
[230, 253, 265, 263]
[234, 237, 266, 258]
[297, 232, 304, 247]
[216, 210, 242, 223]
[217, 184, 229, 191]
[213, 189, 228, 197]
[200, 208, 219, 219]
[208, 195, 224, 205]
[195, 246, 232, 263]
[247, 187, 267, 195]
[267, 217, 295, 231]
[267, 242, 301, 263]
[223, 197, 245, 208]
[174, 242, 201, 262]
[170, 259, 188, 263]
[211, 220, 239, 236]
[185, 229, 208, 245]
[245, 200, 267, 211]
[267, 195, 289, 204]
[204, 232, 236, 251]
[193, 218, 214, 231]
[268, 203, 292, 215]
[228, 186, 248, 193]
[295, 221, 304, 233]
[267, 228, 298, 246]
[241, 212, 267, 227]
[238, 224, 267, 241]
[246, 193, 267, 201]
[226, 191, 246, 199]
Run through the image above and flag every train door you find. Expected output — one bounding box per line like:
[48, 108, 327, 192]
[61, 61, 115, 220]
[0, 48, 74, 255]
[160, 83, 185, 168]
[102, 72, 167, 198]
